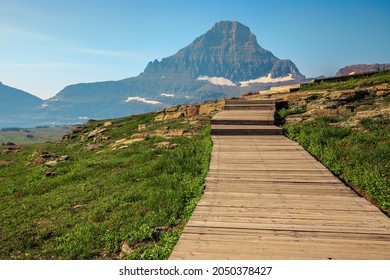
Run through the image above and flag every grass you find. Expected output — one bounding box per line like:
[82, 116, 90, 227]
[300, 71, 390, 91]
[0, 112, 212, 259]
[276, 105, 307, 121]
[0, 126, 73, 145]
[283, 117, 390, 213]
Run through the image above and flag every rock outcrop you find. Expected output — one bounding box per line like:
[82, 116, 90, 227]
[247, 82, 390, 128]
[154, 99, 225, 121]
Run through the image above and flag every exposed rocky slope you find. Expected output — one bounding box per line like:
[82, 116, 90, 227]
[140, 21, 304, 82]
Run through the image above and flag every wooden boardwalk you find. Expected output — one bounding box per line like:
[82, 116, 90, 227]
[170, 99, 390, 259]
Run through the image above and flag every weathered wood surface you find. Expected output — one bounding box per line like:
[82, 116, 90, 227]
[211, 110, 274, 125]
[211, 125, 283, 135]
[170, 100, 390, 260]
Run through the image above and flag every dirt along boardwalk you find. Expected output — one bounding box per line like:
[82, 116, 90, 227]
[169, 99, 390, 259]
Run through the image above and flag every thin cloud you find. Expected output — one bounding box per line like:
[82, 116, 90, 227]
[0, 25, 55, 42]
[0, 62, 88, 68]
[69, 47, 159, 60]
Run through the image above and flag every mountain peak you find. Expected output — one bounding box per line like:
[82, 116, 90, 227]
[195, 21, 256, 46]
[142, 21, 304, 82]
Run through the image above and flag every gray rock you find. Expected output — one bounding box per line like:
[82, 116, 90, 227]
[45, 161, 57, 167]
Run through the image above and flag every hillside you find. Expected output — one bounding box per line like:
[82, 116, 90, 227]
[0, 108, 217, 259]
[1, 73, 389, 260]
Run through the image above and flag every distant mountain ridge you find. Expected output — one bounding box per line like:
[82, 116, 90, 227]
[336, 63, 390, 76]
[0, 82, 44, 128]
[1, 21, 306, 127]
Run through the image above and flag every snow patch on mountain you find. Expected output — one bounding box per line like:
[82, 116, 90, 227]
[239, 74, 293, 87]
[198, 74, 294, 87]
[197, 76, 236, 86]
[125, 97, 160, 104]
[161, 93, 175, 97]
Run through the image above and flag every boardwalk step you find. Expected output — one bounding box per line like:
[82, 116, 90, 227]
[226, 99, 275, 105]
[211, 124, 283, 135]
[211, 119, 274, 125]
[224, 104, 275, 110]
[212, 110, 274, 125]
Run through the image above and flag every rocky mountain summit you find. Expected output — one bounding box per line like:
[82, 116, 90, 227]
[141, 21, 304, 82]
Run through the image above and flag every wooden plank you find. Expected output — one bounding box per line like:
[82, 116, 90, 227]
[191, 207, 388, 221]
[226, 99, 275, 105]
[171, 239, 390, 260]
[182, 227, 390, 242]
[224, 104, 276, 110]
[196, 200, 379, 212]
[188, 214, 390, 229]
[170, 251, 326, 260]
[170, 243, 389, 260]
[185, 220, 390, 235]
[175, 234, 390, 255]
[199, 192, 367, 202]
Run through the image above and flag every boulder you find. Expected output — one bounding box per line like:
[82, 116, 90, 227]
[87, 128, 107, 138]
[165, 105, 179, 112]
[59, 155, 70, 162]
[138, 124, 147, 131]
[186, 105, 200, 117]
[153, 142, 179, 150]
[119, 241, 133, 259]
[84, 143, 102, 151]
[45, 161, 57, 168]
[164, 112, 184, 120]
[154, 113, 165, 122]
[199, 102, 216, 115]
[34, 157, 45, 165]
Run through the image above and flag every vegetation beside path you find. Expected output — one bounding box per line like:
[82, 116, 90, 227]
[277, 72, 390, 214]
[0, 113, 212, 259]
[284, 117, 390, 213]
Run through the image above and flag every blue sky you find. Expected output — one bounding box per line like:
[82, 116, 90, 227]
[1, 0, 390, 99]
